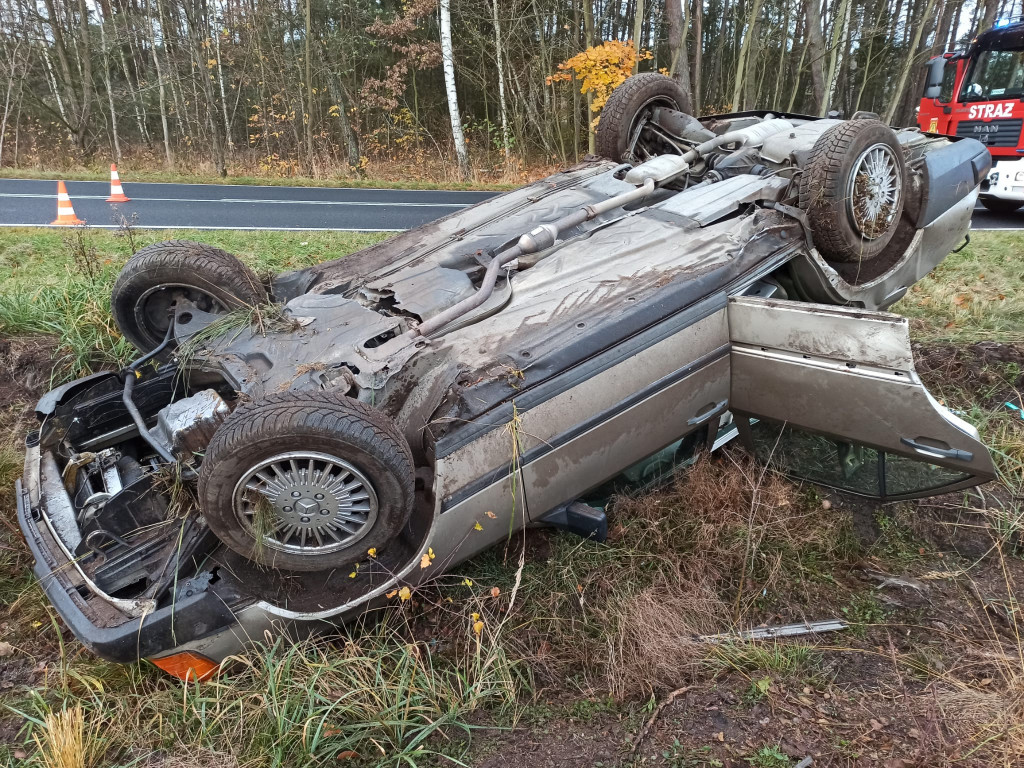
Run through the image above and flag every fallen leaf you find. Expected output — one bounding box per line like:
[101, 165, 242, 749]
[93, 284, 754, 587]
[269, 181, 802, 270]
[714, 731, 724, 742]
[462, 578, 474, 586]
[474, 522, 483, 531]
[348, 571, 357, 579]
[337, 750, 359, 760]
[473, 620, 484, 634]
[386, 589, 398, 599]
[485, 510, 497, 519]
[0, 642, 13, 657]
[471, 612, 480, 621]
[367, 547, 377, 558]
[490, 587, 501, 597]
[398, 586, 411, 602]
[420, 553, 432, 569]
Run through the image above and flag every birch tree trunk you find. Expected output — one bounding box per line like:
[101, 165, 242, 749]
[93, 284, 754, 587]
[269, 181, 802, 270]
[440, 0, 470, 179]
[491, 0, 511, 163]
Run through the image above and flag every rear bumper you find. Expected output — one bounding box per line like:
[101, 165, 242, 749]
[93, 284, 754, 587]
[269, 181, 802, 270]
[983, 158, 1024, 201]
[15, 472, 240, 664]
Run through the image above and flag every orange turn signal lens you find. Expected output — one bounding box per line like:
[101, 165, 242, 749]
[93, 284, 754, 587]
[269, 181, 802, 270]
[149, 651, 219, 682]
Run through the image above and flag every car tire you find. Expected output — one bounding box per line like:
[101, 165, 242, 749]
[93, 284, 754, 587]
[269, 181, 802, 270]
[980, 196, 1024, 213]
[111, 240, 267, 358]
[595, 73, 693, 162]
[798, 120, 908, 263]
[198, 391, 415, 572]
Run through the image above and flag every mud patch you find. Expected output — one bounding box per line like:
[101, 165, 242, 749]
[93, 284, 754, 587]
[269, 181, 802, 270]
[0, 336, 61, 407]
[913, 340, 1024, 409]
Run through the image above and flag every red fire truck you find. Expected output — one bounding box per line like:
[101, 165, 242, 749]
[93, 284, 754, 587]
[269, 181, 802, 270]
[919, 21, 1024, 212]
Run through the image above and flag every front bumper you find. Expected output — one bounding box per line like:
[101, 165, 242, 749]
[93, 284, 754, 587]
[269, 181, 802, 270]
[15, 468, 239, 664]
[983, 158, 1024, 201]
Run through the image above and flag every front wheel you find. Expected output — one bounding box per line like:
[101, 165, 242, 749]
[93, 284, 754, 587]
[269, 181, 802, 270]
[980, 196, 1024, 213]
[198, 392, 415, 572]
[111, 240, 267, 359]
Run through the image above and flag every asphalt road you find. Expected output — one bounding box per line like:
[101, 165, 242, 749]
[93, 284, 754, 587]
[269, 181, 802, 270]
[0, 178, 499, 231]
[0, 177, 1020, 231]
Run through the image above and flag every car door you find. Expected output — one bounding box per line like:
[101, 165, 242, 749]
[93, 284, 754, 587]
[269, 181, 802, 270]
[728, 296, 996, 500]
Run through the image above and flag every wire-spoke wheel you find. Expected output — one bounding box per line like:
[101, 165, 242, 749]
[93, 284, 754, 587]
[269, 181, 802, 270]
[847, 144, 902, 240]
[799, 120, 908, 264]
[200, 392, 414, 571]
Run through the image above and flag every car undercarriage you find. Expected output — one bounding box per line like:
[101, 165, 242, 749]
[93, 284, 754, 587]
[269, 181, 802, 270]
[17, 74, 996, 674]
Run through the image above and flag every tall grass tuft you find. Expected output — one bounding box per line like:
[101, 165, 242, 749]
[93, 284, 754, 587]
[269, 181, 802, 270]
[31, 705, 100, 768]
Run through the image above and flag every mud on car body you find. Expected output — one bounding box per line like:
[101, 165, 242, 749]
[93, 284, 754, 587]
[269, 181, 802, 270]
[17, 75, 997, 678]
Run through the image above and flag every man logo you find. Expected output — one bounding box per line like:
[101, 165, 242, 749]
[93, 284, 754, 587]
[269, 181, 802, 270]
[968, 102, 1015, 120]
[928, 117, 939, 132]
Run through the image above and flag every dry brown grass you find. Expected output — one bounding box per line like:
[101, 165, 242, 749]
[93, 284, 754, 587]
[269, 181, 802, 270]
[542, 451, 853, 699]
[31, 705, 101, 768]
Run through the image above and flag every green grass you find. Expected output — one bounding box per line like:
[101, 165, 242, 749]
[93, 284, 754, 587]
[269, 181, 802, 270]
[0, 227, 390, 378]
[9, 625, 522, 768]
[0, 165, 515, 192]
[894, 231, 1024, 342]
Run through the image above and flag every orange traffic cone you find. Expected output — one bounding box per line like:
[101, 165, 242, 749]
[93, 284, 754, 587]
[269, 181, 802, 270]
[106, 164, 130, 203]
[51, 181, 85, 226]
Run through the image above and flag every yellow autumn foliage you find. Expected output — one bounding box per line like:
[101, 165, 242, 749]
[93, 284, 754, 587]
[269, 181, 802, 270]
[547, 41, 654, 119]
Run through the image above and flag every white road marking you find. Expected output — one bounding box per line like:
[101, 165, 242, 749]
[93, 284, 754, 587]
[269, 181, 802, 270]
[0, 192, 467, 208]
[0, 223, 404, 232]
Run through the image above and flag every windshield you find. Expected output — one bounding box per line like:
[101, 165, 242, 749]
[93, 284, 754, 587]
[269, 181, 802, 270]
[961, 48, 1024, 100]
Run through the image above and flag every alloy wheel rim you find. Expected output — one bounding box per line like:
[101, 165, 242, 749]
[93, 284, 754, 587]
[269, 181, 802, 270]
[846, 143, 902, 240]
[232, 451, 379, 555]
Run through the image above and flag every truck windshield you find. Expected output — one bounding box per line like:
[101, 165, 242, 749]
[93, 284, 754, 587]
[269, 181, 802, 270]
[961, 48, 1024, 100]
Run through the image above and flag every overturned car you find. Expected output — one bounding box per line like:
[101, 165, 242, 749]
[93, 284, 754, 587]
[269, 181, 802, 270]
[17, 74, 996, 677]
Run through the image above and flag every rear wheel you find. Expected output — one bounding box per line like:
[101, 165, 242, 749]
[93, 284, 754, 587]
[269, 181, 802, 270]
[980, 196, 1024, 213]
[112, 240, 267, 358]
[198, 391, 415, 572]
[798, 120, 908, 264]
[595, 73, 693, 163]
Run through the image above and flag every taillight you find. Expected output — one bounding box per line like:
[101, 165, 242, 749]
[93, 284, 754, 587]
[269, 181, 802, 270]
[149, 651, 219, 681]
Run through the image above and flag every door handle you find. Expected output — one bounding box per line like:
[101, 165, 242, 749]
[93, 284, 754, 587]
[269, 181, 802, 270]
[688, 399, 728, 426]
[900, 437, 973, 462]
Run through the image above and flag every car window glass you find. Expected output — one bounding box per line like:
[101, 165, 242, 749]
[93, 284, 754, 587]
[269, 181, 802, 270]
[583, 430, 705, 505]
[749, 420, 881, 495]
[882, 454, 971, 496]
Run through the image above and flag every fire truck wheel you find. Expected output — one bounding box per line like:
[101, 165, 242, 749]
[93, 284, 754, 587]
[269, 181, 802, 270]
[980, 196, 1024, 213]
[799, 120, 908, 263]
